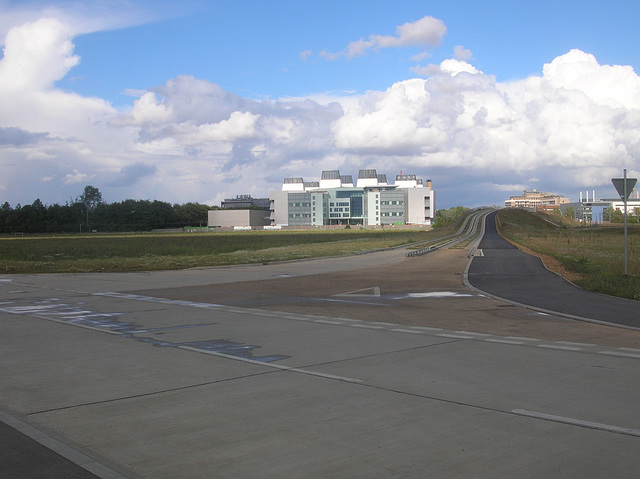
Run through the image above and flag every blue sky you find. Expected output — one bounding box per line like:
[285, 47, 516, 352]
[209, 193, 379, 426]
[58, 0, 640, 102]
[1, 0, 640, 209]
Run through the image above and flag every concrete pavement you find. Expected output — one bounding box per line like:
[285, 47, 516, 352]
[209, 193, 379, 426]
[1, 227, 639, 477]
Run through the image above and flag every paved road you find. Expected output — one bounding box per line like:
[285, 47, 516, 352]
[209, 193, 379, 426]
[467, 211, 640, 329]
[1, 231, 639, 478]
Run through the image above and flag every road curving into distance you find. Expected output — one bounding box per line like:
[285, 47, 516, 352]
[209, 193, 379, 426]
[466, 210, 639, 330]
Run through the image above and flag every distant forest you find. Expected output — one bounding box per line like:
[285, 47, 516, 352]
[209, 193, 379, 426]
[0, 186, 214, 234]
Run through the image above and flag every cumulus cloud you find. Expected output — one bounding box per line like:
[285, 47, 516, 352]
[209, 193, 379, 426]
[0, 126, 48, 146]
[319, 15, 446, 60]
[332, 49, 640, 205]
[63, 169, 93, 185]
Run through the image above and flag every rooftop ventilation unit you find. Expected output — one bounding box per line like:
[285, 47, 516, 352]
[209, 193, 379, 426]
[321, 170, 341, 180]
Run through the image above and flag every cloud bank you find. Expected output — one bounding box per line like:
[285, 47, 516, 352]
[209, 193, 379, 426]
[1, 14, 639, 209]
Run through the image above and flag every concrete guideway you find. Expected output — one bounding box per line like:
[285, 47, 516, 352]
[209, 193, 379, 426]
[1, 226, 640, 478]
[466, 210, 640, 330]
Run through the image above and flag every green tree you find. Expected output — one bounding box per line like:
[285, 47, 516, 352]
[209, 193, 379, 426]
[603, 206, 614, 222]
[563, 206, 575, 219]
[77, 185, 103, 231]
[433, 206, 470, 228]
[610, 209, 624, 223]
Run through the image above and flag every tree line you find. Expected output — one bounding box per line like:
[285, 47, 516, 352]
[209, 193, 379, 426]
[0, 186, 214, 234]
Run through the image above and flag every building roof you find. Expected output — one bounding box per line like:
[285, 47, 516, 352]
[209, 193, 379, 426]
[321, 170, 341, 180]
[358, 169, 378, 179]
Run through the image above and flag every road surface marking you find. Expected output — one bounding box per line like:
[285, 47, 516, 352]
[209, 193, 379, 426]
[485, 338, 525, 345]
[436, 333, 474, 339]
[512, 409, 640, 437]
[350, 324, 384, 330]
[392, 328, 425, 334]
[557, 341, 596, 347]
[180, 346, 362, 384]
[335, 287, 381, 297]
[599, 351, 640, 359]
[537, 344, 583, 351]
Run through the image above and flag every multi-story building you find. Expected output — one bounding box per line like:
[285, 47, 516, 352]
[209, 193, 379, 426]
[221, 195, 270, 210]
[505, 189, 570, 211]
[269, 169, 435, 227]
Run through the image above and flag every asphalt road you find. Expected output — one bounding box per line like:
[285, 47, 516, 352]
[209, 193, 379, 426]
[1, 222, 639, 478]
[467, 211, 640, 329]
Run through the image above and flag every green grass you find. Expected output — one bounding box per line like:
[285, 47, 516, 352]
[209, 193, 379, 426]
[497, 208, 640, 300]
[0, 228, 435, 274]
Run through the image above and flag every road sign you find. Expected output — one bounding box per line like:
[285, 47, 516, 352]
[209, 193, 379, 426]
[611, 177, 637, 200]
[611, 170, 637, 276]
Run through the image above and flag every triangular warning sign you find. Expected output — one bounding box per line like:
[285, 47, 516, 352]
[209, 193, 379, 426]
[612, 177, 637, 200]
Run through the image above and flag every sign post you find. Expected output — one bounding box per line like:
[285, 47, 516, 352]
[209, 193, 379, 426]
[611, 169, 638, 276]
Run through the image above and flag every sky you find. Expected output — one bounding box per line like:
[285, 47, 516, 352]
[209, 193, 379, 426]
[1, 0, 640, 210]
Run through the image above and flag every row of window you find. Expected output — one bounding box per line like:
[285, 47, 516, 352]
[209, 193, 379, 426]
[289, 213, 311, 218]
[380, 200, 404, 205]
[289, 202, 311, 207]
[381, 212, 404, 217]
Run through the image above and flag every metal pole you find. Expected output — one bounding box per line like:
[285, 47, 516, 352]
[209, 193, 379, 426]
[624, 169, 628, 276]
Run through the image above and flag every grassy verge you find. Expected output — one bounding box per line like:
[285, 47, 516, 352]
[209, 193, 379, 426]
[496, 208, 640, 300]
[0, 228, 436, 274]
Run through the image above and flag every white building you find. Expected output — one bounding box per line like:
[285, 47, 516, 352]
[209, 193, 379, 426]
[269, 169, 435, 227]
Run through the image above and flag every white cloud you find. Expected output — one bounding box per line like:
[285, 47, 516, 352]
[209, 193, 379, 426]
[332, 50, 640, 204]
[0, 0, 168, 39]
[0, 18, 78, 91]
[299, 50, 312, 61]
[319, 15, 446, 60]
[0, 9, 638, 210]
[63, 169, 93, 184]
[112, 92, 173, 127]
[454, 46, 473, 62]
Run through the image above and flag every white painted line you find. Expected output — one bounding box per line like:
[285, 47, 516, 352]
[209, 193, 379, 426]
[537, 344, 583, 351]
[391, 328, 425, 334]
[403, 292, 474, 298]
[620, 347, 640, 353]
[484, 338, 525, 345]
[506, 336, 540, 342]
[411, 326, 443, 332]
[179, 346, 363, 384]
[557, 341, 596, 347]
[455, 331, 490, 337]
[314, 319, 343, 325]
[599, 351, 640, 359]
[512, 409, 640, 437]
[335, 287, 380, 297]
[350, 324, 383, 330]
[436, 333, 474, 339]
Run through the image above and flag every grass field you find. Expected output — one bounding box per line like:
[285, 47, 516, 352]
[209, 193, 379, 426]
[496, 208, 640, 300]
[0, 227, 436, 274]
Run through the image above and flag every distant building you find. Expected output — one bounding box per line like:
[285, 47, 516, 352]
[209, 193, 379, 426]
[208, 209, 270, 228]
[505, 189, 570, 211]
[221, 195, 270, 210]
[269, 169, 435, 226]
